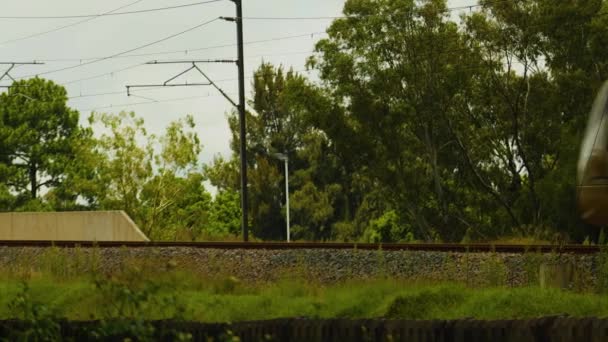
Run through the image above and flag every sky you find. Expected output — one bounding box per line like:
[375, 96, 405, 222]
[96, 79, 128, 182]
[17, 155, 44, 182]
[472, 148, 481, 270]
[0, 0, 474, 166]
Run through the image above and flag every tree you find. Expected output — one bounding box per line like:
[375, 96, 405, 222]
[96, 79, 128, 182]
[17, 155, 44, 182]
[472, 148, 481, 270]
[190, 0, 608, 242]
[303, 0, 608, 242]
[311, 0, 481, 240]
[0, 78, 80, 208]
[207, 190, 241, 237]
[205, 63, 362, 241]
[455, 0, 608, 240]
[207, 64, 321, 239]
[88, 111, 153, 219]
[87, 111, 212, 240]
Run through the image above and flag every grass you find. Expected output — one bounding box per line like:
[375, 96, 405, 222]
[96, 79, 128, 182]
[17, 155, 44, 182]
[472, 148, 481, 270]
[1, 246, 608, 324]
[2, 273, 608, 322]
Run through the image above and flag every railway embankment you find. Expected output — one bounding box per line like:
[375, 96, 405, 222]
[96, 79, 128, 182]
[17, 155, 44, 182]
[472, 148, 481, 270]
[0, 245, 602, 289]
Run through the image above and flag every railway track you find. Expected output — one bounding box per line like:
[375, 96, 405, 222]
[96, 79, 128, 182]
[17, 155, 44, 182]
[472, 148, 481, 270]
[0, 241, 602, 254]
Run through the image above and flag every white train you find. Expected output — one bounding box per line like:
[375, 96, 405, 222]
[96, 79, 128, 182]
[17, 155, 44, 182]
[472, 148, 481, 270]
[578, 81, 608, 225]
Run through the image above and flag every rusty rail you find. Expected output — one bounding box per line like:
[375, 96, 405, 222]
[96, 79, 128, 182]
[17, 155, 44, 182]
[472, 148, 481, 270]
[0, 241, 602, 254]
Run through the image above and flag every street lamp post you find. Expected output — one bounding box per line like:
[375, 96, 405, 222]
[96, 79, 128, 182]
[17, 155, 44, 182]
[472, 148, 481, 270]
[273, 153, 290, 242]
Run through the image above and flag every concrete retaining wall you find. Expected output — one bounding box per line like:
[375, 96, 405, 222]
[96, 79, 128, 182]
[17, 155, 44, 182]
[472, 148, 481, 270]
[0, 211, 148, 242]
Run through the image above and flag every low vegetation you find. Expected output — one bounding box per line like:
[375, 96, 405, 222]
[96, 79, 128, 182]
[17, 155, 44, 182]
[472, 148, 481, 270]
[2, 267, 608, 323]
[1, 247, 607, 339]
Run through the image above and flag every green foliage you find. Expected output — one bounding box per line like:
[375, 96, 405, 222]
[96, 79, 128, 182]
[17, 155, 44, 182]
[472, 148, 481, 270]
[0, 78, 80, 207]
[6, 282, 61, 341]
[207, 190, 242, 237]
[363, 211, 414, 243]
[4, 247, 608, 325]
[385, 286, 466, 320]
[2, 276, 194, 341]
[5, 277, 608, 323]
[85, 112, 214, 240]
[296, 0, 608, 242]
[290, 182, 339, 240]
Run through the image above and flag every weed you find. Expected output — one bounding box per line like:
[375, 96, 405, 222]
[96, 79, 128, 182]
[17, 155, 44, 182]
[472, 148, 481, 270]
[478, 253, 507, 287]
[384, 285, 466, 319]
[597, 245, 608, 293]
[375, 245, 387, 279]
[441, 253, 460, 283]
[4, 282, 62, 342]
[522, 249, 543, 286]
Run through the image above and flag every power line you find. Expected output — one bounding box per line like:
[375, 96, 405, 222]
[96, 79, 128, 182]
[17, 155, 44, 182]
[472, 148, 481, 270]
[68, 86, 169, 100]
[33, 31, 326, 63]
[0, 0, 146, 46]
[16, 17, 220, 80]
[77, 93, 226, 112]
[14, 0, 580, 92]
[66, 55, 312, 101]
[231, 0, 517, 21]
[66, 67, 310, 100]
[69, 91, 125, 99]
[59, 58, 519, 103]
[0, 0, 223, 20]
[63, 63, 144, 85]
[54, 2, 587, 88]
[60, 51, 520, 101]
[47, 32, 324, 87]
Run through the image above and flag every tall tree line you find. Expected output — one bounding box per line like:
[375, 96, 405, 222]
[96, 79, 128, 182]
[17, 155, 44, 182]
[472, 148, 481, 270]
[209, 0, 608, 242]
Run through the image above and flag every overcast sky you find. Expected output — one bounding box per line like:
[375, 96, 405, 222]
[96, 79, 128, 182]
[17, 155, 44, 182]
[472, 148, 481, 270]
[1, 0, 473, 166]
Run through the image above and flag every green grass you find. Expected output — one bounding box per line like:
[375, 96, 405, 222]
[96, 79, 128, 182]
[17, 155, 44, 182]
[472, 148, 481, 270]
[1, 274, 608, 322]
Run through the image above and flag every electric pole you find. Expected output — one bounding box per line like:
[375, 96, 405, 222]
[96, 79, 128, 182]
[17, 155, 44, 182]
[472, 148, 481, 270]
[233, 0, 249, 242]
[126, 1, 250, 242]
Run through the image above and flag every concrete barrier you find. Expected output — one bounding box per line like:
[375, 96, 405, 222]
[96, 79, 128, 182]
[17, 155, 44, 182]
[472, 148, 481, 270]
[0, 211, 148, 242]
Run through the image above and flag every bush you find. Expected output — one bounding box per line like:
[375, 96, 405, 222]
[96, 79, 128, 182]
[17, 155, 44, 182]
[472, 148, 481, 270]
[384, 286, 466, 319]
[363, 210, 414, 243]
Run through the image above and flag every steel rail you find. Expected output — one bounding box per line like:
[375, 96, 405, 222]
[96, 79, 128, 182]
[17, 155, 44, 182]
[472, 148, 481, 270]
[0, 241, 602, 254]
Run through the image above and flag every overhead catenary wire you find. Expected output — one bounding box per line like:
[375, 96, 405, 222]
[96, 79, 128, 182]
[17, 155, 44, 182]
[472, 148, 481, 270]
[0, 0, 146, 47]
[10, 0, 595, 101]
[66, 52, 313, 100]
[52, 7, 561, 89]
[0, 0, 223, 20]
[68, 86, 167, 100]
[16, 17, 220, 80]
[35, 32, 327, 63]
[62, 44, 530, 102]
[51, 32, 325, 87]
[79, 93, 230, 112]
[21, 0, 571, 67]
[230, 0, 519, 21]
[63, 62, 144, 85]
[18, 59, 536, 117]
[65, 56, 530, 103]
